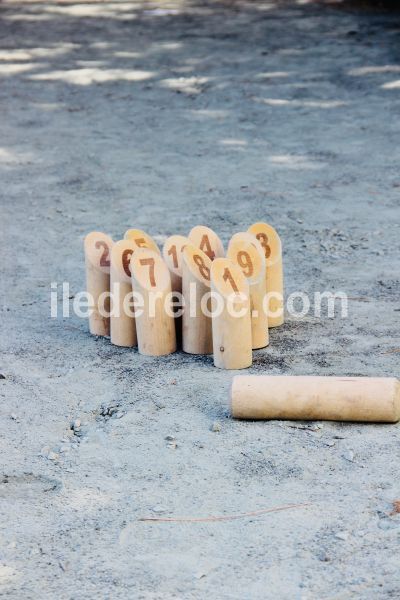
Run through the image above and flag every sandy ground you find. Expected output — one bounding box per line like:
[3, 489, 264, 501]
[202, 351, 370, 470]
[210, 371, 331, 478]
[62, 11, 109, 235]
[1, 0, 400, 598]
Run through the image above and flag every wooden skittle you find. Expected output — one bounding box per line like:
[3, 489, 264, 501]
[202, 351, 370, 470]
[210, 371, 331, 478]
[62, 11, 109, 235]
[227, 232, 268, 350]
[162, 235, 189, 347]
[84, 231, 114, 336]
[210, 258, 252, 369]
[231, 376, 400, 422]
[110, 240, 137, 347]
[182, 244, 213, 355]
[162, 234, 189, 293]
[130, 248, 176, 356]
[248, 222, 284, 327]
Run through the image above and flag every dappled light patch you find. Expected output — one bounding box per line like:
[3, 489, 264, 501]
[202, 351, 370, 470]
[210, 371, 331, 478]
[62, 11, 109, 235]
[219, 139, 248, 147]
[0, 44, 79, 61]
[160, 76, 211, 95]
[255, 71, 293, 79]
[152, 42, 182, 52]
[269, 154, 326, 169]
[45, 2, 137, 18]
[0, 148, 24, 163]
[90, 41, 114, 50]
[189, 109, 229, 120]
[143, 7, 181, 16]
[114, 51, 142, 59]
[0, 63, 39, 75]
[255, 97, 346, 108]
[348, 65, 400, 76]
[382, 80, 400, 90]
[4, 13, 53, 21]
[29, 67, 155, 85]
[0, 147, 35, 167]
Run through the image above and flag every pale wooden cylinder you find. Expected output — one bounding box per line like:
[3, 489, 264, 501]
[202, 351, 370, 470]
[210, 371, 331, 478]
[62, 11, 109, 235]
[130, 249, 176, 356]
[211, 258, 252, 370]
[227, 232, 268, 350]
[84, 231, 114, 337]
[249, 278, 269, 349]
[110, 240, 137, 347]
[162, 234, 189, 294]
[231, 376, 400, 422]
[188, 225, 224, 261]
[182, 244, 213, 355]
[162, 235, 189, 347]
[248, 222, 284, 327]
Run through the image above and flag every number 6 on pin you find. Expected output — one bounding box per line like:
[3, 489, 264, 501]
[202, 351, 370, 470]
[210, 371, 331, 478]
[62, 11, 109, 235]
[130, 248, 176, 356]
[110, 239, 137, 347]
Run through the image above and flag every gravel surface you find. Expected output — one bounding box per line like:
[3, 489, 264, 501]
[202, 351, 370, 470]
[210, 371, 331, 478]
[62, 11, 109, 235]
[1, 0, 400, 598]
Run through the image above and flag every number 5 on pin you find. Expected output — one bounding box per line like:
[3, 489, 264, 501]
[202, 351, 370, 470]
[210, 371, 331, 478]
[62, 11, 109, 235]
[124, 228, 161, 254]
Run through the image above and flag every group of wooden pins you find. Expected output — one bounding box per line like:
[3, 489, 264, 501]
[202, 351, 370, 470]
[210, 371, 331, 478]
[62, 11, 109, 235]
[84, 224, 400, 422]
[84, 222, 284, 370]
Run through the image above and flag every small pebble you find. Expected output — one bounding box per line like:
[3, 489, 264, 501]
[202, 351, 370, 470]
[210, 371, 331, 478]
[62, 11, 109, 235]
[152, 505, 167, 514]
[48, 451, 59, 461]
[378, 519, 398, 531]
[211, 422, 221, 432]
[335, 531, 349, 541]
[343, 450, 354, 462]
[325, 440, 336, 447]
[59, 560, 69, 572]
[40, 446, 50, 457]
[317, 552, 330, 562]
[358, 530, 367, 537]
[72, 419, 81, 431]
[165, 435, 175, 442]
